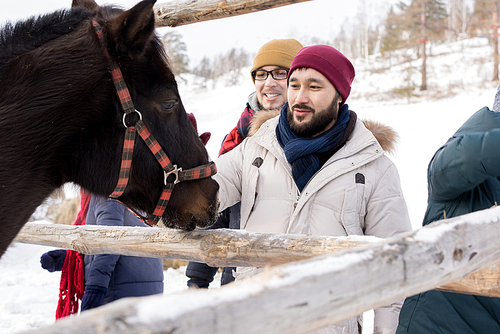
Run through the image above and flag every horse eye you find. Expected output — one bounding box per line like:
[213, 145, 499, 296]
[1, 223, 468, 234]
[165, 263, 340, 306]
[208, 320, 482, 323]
[161, 100, 178, 112]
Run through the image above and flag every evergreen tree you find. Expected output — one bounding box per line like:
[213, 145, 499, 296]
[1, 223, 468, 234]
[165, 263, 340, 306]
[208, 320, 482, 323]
[161, 31, 190, 76]
[472, 0, 497, 34]
[381, 0, 447, 53]
[380, 0, 447, 90]
[381, 6, 405, 53]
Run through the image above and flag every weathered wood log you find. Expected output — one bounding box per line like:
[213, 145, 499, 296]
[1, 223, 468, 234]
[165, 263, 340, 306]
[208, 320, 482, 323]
[437, 261, 500, 296]
[26, 207, 500, 334]
[14, 222, 372, 267]
[154, 0, 312, 27]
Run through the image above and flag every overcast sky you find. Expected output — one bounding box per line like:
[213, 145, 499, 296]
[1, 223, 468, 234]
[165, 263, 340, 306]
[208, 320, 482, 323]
[1, 0, 401, 66]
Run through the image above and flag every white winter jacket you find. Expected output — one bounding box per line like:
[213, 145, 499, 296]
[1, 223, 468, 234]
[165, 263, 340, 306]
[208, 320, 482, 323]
[214, 111, 412, 334]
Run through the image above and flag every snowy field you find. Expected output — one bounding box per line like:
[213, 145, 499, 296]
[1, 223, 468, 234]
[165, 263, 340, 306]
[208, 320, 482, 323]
[0, 36, 498, 333]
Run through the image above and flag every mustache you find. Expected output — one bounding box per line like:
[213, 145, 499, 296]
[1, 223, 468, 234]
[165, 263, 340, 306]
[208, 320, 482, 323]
[291, 104, 315, 113]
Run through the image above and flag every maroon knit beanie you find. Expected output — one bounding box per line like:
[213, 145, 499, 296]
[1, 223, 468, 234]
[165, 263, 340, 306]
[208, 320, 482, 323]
[289, 45, 355, 105]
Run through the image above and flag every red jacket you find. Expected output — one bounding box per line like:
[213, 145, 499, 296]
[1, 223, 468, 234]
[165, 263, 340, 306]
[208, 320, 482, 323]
[218, 103, 256, 156]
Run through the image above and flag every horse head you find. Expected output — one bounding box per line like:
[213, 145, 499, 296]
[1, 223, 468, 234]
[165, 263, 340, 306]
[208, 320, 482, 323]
[0, 0, 219, 255]
[70, 0, 220, 231]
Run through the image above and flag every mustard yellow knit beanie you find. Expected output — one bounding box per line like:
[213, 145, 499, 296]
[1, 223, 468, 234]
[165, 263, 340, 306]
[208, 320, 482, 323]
[251, 39, 303, 82]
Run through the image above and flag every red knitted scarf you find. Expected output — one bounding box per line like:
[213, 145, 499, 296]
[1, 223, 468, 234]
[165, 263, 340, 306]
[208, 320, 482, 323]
[218, 106, 255, 156]
[55, 190, 91, 319]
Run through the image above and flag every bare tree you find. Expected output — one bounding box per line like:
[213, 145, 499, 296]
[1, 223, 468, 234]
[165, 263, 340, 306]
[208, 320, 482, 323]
[421, 1, 428, 91]
[494, 6, 500, 81]
[192, 48, 250, 87]
[223, 48, 247, 86]
[448, 0, 471, 38]
[192, 56, 213, 87]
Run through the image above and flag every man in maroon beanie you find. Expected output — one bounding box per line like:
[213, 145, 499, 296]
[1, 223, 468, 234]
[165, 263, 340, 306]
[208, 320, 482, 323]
[185, 39, 303, 290]
[213, 45, 412, 334]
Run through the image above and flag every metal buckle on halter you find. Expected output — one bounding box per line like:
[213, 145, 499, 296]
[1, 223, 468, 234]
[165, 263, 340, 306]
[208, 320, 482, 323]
[164, 165, 182, 185]
[122, 110, 143, 128]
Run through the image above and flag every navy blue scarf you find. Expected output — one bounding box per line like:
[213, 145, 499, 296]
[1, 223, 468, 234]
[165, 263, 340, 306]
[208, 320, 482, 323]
[276, 103, 350, 192]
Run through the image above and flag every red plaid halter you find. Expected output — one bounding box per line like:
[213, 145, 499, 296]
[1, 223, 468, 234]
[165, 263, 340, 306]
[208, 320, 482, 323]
[92, 21, 217, 226]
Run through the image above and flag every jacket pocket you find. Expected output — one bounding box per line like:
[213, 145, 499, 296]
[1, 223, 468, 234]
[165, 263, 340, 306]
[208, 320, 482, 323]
[340, 183, 366, 235]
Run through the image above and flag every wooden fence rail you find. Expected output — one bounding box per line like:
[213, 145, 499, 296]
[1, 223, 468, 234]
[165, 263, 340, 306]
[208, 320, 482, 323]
[14, 222, 373, 266]
[25, 207, 500, 334]
[15, 207, 500, 298]
[154, 0, 313, 27]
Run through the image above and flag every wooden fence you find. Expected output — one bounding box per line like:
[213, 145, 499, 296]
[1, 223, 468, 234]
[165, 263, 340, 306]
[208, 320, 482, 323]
[19, 206, 500, 333]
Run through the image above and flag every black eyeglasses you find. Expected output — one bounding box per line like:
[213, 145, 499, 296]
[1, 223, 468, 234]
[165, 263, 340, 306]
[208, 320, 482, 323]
[251, 69, 289, 81]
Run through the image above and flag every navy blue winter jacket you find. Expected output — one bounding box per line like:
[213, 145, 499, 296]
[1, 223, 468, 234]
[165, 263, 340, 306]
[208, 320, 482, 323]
[84, 196, 163, 304]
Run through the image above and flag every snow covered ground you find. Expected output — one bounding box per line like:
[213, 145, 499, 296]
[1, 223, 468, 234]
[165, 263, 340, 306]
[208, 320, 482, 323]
[0, 37, 498, 333]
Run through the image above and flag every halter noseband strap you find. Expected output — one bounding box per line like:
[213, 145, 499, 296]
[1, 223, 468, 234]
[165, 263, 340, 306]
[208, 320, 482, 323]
[92, 21, 216, 226]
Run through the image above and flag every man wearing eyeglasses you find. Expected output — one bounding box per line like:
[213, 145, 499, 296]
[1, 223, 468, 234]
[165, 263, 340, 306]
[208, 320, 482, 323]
[213, 45, 412, 333]
[219, 38, 303, 155]
[185, 39, 303, 289]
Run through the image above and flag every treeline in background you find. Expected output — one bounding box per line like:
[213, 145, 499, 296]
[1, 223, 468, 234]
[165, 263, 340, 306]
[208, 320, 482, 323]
[162, 0, 500, 90]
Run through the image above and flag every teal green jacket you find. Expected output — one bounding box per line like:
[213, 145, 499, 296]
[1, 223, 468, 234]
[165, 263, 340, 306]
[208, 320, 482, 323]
[397, 107, 500, 333]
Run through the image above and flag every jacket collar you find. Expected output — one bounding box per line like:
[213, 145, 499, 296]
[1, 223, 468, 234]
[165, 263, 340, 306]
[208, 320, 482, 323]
[249, 108, 398, 156]
[250, 114, 381, 173]
[247, 91, 261, 112]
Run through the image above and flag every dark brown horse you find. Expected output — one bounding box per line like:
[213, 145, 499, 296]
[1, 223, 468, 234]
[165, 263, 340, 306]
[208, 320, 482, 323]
[0, 0, 219, 257]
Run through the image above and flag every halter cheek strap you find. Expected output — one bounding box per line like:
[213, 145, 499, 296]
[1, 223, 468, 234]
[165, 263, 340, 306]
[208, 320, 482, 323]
[92, 20, 216, 226]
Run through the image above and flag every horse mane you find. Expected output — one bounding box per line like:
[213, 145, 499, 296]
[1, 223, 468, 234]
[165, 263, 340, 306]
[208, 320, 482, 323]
[0, 8, 93, 71]
[0, 4, 173, 78]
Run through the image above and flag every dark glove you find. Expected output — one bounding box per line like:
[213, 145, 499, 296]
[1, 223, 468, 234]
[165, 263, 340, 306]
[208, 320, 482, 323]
[40, 249, 67, 272]
[81, 286, 107, 311]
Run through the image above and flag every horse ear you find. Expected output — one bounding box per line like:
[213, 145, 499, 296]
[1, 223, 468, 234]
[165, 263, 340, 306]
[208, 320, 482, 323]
[71, 0, 99, 11]
[107, 0, 157, 57]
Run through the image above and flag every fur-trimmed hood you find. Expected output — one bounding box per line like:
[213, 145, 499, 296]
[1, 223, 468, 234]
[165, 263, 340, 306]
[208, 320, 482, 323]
[248, 109, 398, 154]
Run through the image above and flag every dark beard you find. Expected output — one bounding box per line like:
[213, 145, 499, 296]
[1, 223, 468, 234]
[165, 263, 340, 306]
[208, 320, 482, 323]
[287, 92, 341, 137]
